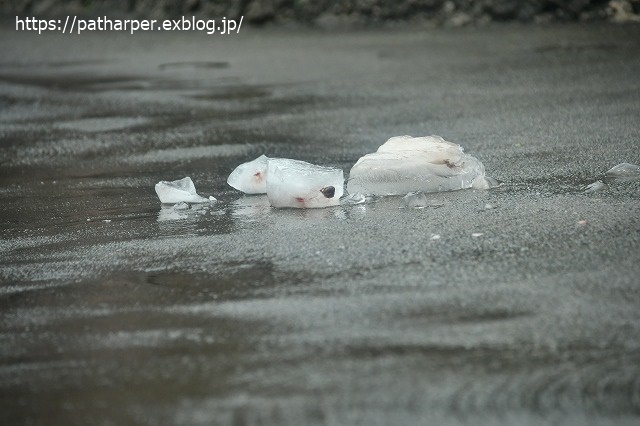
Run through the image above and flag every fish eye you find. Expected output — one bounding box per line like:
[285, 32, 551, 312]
[320, 186, 335, 198]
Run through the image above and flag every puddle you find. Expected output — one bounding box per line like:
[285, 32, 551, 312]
[158, 61, 230, 71]
[191, 85, 272, 101]
[126, 144, 259, 165]
[533, 43, 617, 53]
[144, 261, 296, 301]
[0, 73, 143, 91]
[55, 117, 150, 133]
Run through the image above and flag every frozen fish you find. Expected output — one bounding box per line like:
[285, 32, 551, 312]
[266, 158, 344, 209]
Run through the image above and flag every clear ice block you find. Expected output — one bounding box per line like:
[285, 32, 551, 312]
[347, 135, 489, 196]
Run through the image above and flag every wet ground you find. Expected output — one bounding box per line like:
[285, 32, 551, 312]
[1, 23, 640, 425]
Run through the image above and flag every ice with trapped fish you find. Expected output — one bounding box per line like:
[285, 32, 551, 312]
[266, 158, 344, 209]
[347, 135, 496, 196]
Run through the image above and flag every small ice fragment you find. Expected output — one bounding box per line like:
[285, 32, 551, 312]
[340, 192, 366, 205]
[431, 234, 441, 240]
[209, 195, 217, 202]
[227, 154, 269, 194]
[347, 135, 490, 196]
[471, 232, 484, 237]
[484, 203, 494, 210]
[577, 219, 588, 226]
[584, 181, 607, 194]
[173, 202, 190, 210]
[402, 191, 429, 208]
[155, 177, 209, 204]
[266, 158, 344, 209]
[472, 176, 501, 190]
[401, 191, 444, 209]
[605, 163, 640, 181]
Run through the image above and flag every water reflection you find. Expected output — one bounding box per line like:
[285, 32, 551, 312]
[157, 203, 210, 222]
[156, 203, 235, 236]
[227, 194, 372, 227]
[229, 195, 271, 222]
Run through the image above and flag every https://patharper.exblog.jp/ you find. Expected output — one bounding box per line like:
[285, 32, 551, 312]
[15, 15, 243, 35]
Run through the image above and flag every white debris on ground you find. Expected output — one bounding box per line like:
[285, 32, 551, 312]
[155, 177, 210, 204]
[266, 158, 344, 208]
[584, 180, 608, 194]
[347, 135, 498, 196]
[227, 154, 269, 194]
[605, 163, 640, 181]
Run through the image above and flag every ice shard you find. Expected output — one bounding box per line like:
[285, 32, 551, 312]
[266, 158, 344, 208]
[347, 135, 491, 196]
[605, 163, 640, 181]
[155, 177, 209, 204]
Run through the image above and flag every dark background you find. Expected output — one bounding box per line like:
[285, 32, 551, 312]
[2, 0, 640, 25]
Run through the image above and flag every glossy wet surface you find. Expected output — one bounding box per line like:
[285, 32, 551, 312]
[1, 24, 640, 425]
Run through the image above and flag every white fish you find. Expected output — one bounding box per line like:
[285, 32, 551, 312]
[347, 135, 494, 196]
[227, 154, 269, 194]
[266, 158, 344, 209]
[155, 177, 209, 204]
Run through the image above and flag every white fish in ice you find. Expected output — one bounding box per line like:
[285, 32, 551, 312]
[347, 135, 495, 196]
[227, 154, 269, 194]
[155, 177, 209, 204]
[266, 158, 344, 208]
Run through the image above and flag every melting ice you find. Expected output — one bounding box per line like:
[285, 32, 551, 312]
[266, 158, 344, 208]
[584, 180, 607, 193]
[155, 177, 209, 204]
[347, 135, 496, 196]
[401, 191, 444, 209]
[605, 163, 640, 181]
[227, 154, 269, 194]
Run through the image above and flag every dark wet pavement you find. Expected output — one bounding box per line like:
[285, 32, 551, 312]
[1, 24, 640, 425]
